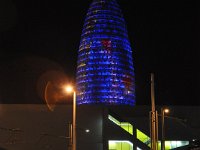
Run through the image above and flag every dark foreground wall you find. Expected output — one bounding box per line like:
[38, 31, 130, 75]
[0, 104, 104, 150]
[1, 104, 200, 150]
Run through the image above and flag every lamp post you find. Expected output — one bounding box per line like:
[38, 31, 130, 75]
[65, 86, 76, 150]
[161, 108, 169, 150]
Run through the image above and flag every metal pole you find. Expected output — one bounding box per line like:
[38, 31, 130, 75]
[72, 91, 76, 150]
[150, 73, 158, 150]
[149, 112, 152, 149]
[151, 73, 155, 113]
[68, 123, 73, 150]
[156, 111, 158, 150]
[161, 108, 165, 150]
[151, 73, 156, 150]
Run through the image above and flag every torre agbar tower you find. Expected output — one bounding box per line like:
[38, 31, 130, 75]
[76, 0, 135, 105]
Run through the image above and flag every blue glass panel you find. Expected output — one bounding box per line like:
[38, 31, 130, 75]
[76, 0, 135, 105]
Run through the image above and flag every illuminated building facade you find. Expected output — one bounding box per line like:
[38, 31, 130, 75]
[76, 0, 135, 105]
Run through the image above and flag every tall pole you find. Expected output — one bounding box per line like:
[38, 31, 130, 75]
[161, 108, 167, 150]
[68, 123, 73, 150]
[150, 73, 158, 150]
[72, 91, 76, 150]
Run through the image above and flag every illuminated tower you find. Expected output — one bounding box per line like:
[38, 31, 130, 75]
[76, 0, 135, 105]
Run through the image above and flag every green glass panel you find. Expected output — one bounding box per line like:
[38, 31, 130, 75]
[108, 115, 121, 125]
[121, 123, 133, 135]
[165, 141, 189, 149]
[136, 129, 150, 146]
[108, 115, 189, 150]
[157, 141, 189, 150]
[109, 140, 133, 150]
[108, 115, 133, 135]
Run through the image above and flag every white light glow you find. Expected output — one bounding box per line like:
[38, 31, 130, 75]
[65, 85, 73, 93]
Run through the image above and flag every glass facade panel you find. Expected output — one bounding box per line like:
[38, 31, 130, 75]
[121, 123, 133, 135]
[108, 114, 189, 150]
[157, 141, 189, 150]
[109, 140, 133, 150]
[136, 129, 151, 147]
[76, 0, 135, 105]
[108, 115, 133, 135]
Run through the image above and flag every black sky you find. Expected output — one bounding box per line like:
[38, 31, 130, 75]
[0, 0, 199, 105]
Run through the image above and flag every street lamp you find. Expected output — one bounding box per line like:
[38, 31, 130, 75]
[161, 108, 169, 150]
[65, 85, 76, 150]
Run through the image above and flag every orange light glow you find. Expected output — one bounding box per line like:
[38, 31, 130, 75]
[65, 85, 74, 93]
[164, 108, 169, 113]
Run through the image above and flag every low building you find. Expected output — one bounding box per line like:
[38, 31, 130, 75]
[0, 104, 200, 150]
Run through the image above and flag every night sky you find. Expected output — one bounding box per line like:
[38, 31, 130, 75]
[0, 0, 199, 105]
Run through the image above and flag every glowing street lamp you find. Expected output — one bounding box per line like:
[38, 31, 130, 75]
[161, 108, 170, 150]
[65, 85, 76, 150]
[65, 86, 73, 93]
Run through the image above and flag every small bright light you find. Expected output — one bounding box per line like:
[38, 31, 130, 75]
[65, 85, 73, 93]
[85, 129, 90, 133]
[164, 108, 169, 113]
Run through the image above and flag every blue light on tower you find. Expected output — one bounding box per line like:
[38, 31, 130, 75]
[76, 0, 135, 105]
